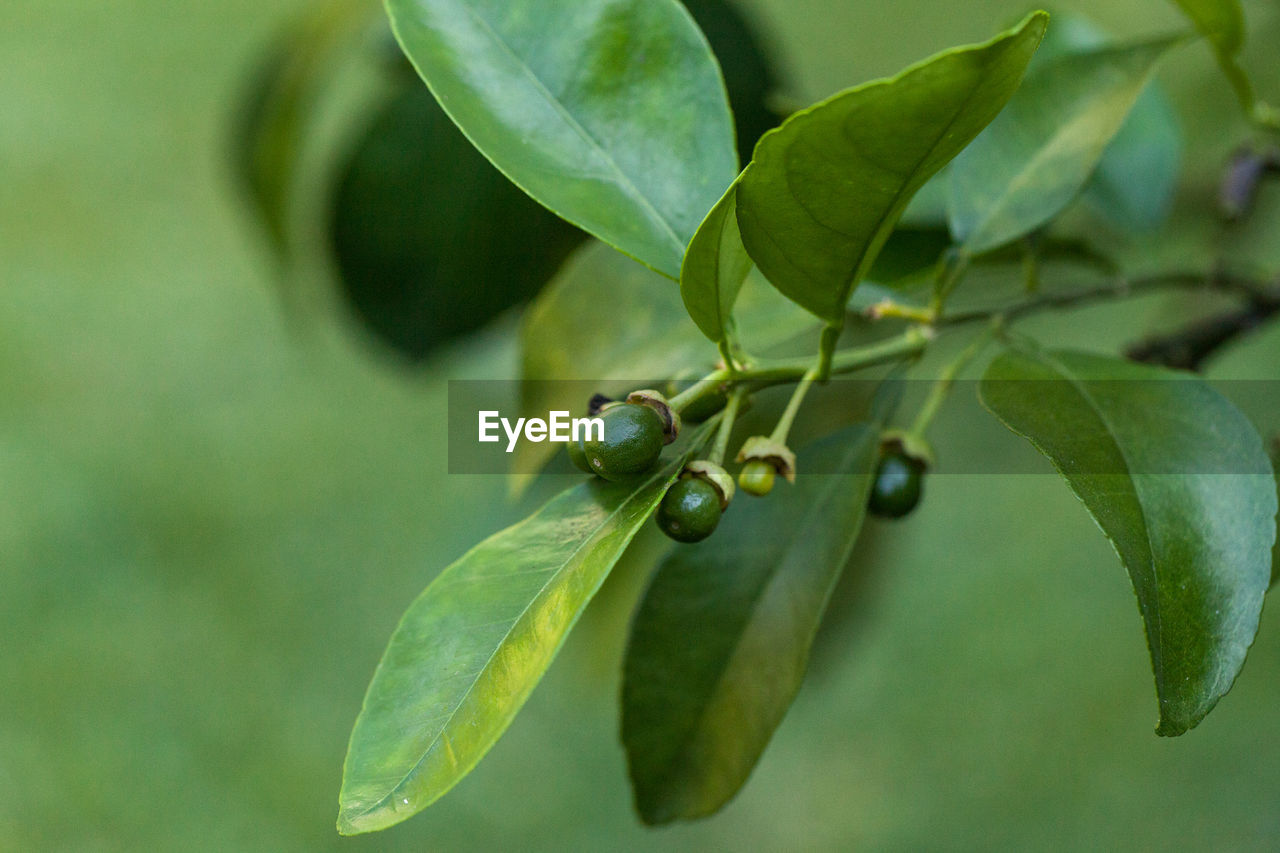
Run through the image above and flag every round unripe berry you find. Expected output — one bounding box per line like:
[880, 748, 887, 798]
[738, 459, 776, 497]
[656, 477, 722, 543]
[868, 452, 925, 519]
[566, 436, 595, 474]
[581, 403, 665, 481]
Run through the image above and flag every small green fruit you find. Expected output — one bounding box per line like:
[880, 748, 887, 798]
[868, 452, 925, 519]
[656, 478, 722, 543]
[738, 459, 776, 497]
[566, 436, 594, 474]
[581, 403, 665, 481]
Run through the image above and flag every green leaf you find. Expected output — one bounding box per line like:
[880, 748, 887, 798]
[517, 241, 814, 478]
[1170, 0, 1244, 54]
[980, 347, 1276, 736]
[1166, 0, 1253, 110]
[338, 424, 713, 834]
[734, 12, 1047, 324]
[384, 0, 737, 279]
[948, 35, 1181, 255]
[680, 173, 753, 343]
[1030, 11, 1183, 232]
[621, 423, 885, 823]
[1083, 81, 1182, 231]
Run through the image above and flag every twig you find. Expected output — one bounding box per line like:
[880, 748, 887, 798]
[938, 272, 1278, 328]
[1125, 291, 1280, 371]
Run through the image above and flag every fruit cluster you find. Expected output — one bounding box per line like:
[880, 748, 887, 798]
[567, 386, 930, 544]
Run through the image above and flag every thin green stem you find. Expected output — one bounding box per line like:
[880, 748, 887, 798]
[672, 327, 930, 414]
[745, 327, 931, 387]
[708, 387, 745, 466]
[770, 366, 818, 444]
[937, 271, 1278, 328]
[909, 320, 999, 438]
[1020, 239, 1039, 294]
[865, 299, 937, 323]
[668, 371, 729, 413]
[929, 248, 971, 316]
[717, 339, 737, 374]
[816, 323, 842, 381]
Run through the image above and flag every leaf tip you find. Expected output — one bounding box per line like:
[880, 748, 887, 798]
[1021, 9, 1050, 34]
[337, 783, 419, 836]
[1017, 9, 1051, 48]
[335, 800, 398, 836]
[1155, 696, 1214, 738]
[1154, 717, 1191, 738]
[632, 789, 716, 827]
[634, 802, 676, 827]
[335, 811, 363, 837]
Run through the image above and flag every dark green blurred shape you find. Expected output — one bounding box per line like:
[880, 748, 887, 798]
[233, 0, 371, 252]
[330, 84, 586, 358]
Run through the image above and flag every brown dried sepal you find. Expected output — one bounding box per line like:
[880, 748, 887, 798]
[683, 461, 735, 510]
[626, 389, 681, 444]
[735, 435, 797, 484]
[878, 429, 934, 469]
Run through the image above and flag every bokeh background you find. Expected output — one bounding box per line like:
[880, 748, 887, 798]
[4, 0, 1280, 849]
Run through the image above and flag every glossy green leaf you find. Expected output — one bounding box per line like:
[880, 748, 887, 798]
[948, 35, 1181, 254]
[622, 422, 886, 823]
[338, 424, 712, 834]
[980, 347, 1276, 736]
[384, 0, 737, 279]
[735, 12, 1047, 324]
[680, 173, 753, 343]
[517, 241, 815, 477]
[1032, 11, 1183, 232]
[1166, 0, 1253, 110]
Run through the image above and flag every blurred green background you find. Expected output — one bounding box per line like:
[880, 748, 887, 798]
[4, 0, 1280, 849]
